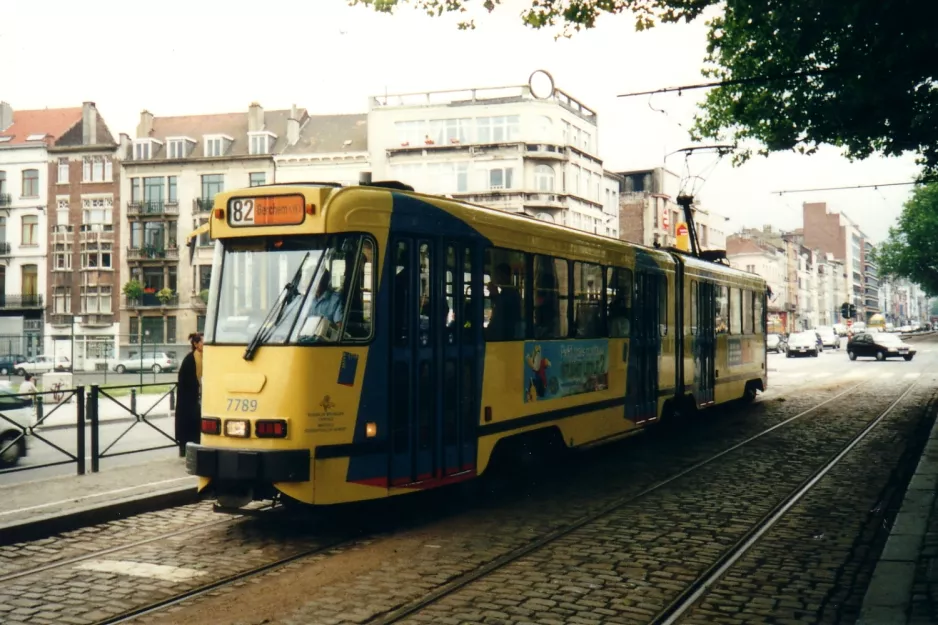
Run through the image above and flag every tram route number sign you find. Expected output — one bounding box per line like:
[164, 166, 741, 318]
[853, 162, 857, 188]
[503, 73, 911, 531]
[227, 194, 306, 227]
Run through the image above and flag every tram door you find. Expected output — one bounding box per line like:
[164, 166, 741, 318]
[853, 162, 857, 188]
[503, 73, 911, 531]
[696, 281, 716, 405]
[629, 272, 661, 424]
[389, 237, 479, 486]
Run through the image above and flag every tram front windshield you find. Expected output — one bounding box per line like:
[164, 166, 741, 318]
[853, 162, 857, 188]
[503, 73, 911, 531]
[209, 234, 372, 347]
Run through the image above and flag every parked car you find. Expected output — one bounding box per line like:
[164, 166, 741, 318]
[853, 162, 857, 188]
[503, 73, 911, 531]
[110, 352, 177, 374]
[0, 386, 36, 467]
[816, 326, 840, 349]
[833, 323, 848, 336]
[847, 332, 916, 361]
[786, 331, 819, 357]
[767, 333, 787, 353]
[13, 355, 71, 376]
[0, 354, 27, 376]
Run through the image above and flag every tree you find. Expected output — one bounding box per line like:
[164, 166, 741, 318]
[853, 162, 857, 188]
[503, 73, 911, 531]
[348, 0, 938, 177]
[874, 184, 938, 297]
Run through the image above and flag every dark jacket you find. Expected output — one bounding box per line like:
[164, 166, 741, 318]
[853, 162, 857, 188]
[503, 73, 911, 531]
[175, 351, 201, 447]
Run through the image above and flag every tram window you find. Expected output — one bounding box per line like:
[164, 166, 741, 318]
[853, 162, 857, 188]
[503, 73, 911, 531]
[418, 243, 432, 347]
[461, 247, 475, 343]
[659, 275, 668, 337]
[754, 291, 764, 333]
[606, 266, 632, 338]
[445, 245, 456, 345]
[730, 287, 742, 334]
[742, 288, 753, 334]
[392, 241, 410, 346]
[715, 286, 729, 334]
[533, 255, 568, 339]
[342, 238, 374, 340]
[573, 262, 603, 338]
[690, 280, 698, 335]
[484, 247, 526, 341]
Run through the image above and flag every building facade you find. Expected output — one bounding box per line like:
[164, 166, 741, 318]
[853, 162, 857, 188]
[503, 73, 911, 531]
[0, 102, 90, 358]
[274, 113, 369, 185]
[119, 103, 306, 358]
[44, 102, 124, 369]
[616, 167, 727, 250]
[366, 83, 620, 237]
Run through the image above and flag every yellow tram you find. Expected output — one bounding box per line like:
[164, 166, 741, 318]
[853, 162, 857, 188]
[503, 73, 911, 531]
[185, 180, 767, 507]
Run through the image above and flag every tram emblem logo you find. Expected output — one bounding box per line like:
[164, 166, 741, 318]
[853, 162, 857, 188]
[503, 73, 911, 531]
[320, 395, 335, 414]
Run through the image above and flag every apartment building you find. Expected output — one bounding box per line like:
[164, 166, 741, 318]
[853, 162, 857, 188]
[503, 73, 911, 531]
[120, 103, 307, 358]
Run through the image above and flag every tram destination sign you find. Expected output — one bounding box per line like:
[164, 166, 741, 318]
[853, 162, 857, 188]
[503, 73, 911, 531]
[227, 194, 306, 227]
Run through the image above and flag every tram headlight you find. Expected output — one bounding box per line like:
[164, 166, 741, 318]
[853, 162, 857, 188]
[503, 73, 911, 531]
[365, 422, 377, 438]
[225, 419, 250, 438]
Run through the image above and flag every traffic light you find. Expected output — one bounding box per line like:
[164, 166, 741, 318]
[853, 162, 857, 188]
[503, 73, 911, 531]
[849, 303, 857, 318]
[841, 302, 849, 319]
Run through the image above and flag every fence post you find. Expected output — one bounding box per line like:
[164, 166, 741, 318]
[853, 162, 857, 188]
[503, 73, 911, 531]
[130, 388, 137, 416]
[36, 395, 43, 423]
[90, 385, 100, 473]
[76, 386, 85, 475]
[169, 387, 176, 412]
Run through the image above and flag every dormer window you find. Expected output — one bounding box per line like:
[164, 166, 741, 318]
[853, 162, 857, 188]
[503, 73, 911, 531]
[204, 135, 233, 157]
[248, 131, 276, 155]
[133, 139, 162, 160]
[166, 137, 196, 159]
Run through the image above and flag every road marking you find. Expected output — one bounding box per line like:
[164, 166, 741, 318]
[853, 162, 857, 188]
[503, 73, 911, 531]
[0, 476, 195, 517]
[75, 559, 207, 582]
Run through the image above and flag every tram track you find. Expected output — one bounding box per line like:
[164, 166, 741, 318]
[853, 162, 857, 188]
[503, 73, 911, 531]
[362, 367, 933, 625]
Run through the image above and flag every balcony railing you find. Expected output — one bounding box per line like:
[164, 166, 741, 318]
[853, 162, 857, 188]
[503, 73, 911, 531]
[0, 193, 10, 208]
[194, 197, 215, 213]
[127, 201, 180, 216]
[80, 313, 113, 327]
[48, 312, 72, 326]
[0, 294, 43, 309]
[0, 241, 10, 255]
[126, 294, 179, 308]
[126, 246, 179, 261]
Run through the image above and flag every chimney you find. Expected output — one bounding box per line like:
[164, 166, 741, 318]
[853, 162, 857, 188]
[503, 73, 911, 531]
[287, 104, 300, 146]
[0, 102, 12, 132]
[359, 171, 372, 185]
[118, 133, 132, 160]
[137, 110, 154, 138]
[82, 102, 97, 145]
[248, 102, 263, 132]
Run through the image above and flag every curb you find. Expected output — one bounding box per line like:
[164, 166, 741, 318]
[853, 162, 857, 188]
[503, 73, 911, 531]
[36, 412, 174, 433]
[857, 396, 938, 624]
[0, 484, 199, 546]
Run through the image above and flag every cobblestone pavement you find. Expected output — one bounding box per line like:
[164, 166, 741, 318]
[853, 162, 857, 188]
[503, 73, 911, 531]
[4, 340, 935, 625]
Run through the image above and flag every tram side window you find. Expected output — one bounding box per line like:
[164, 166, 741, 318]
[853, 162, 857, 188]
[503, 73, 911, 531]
[742, 288, 753, 334]
[343, 238, 374, 340]
[533, 255, 568, 339]
[461, 248, 475, 343]
[484, 247, 526, 341]
[659, 275, 668, 337]
[715, 285, 729, 334]
[690, 280, 698, 335]
[606, 266, 632, 338]
[730, 287, 742, 334]
[573, 261, 604, 338]
[754, 290, 764, 333]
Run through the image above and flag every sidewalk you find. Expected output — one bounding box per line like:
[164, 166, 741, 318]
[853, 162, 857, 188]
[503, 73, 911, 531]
[0, 456, 198, 545]
[858, 403, 938, 624]
[36, 391, 174, 431]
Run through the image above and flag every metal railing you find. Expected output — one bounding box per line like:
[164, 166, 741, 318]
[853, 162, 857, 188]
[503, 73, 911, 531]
[127, 201, 180, 216]
[0, 241, 11, 254]
[0, 294, 43, 309]
[0, 193, 10, 208]
[126, 246, 180, 261]
[126, 294, 180, 308]
[0, 382, 178, 476]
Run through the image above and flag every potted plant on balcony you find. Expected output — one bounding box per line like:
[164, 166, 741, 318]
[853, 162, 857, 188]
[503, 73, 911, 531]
[199, 289, 209, 304]
[157, 288, 175, 306]
[122, 279, 144, 304]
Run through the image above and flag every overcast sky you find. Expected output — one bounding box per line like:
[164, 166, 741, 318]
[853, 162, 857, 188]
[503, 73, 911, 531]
[2, 0, 921, 242]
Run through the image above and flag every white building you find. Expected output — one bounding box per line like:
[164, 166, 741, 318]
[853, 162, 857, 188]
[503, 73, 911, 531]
[365, 75, 620, 237]
[120, 103, 304, 358]
[0, 102, 81, 357]
[274, 113, 369, 185]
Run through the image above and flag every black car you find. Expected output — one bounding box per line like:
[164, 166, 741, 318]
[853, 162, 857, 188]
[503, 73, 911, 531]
[847, 332, 916, 361]
[0, 354, 26, 376]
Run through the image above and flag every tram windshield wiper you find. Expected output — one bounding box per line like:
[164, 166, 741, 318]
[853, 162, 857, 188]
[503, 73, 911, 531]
[243, 252, 310, 361]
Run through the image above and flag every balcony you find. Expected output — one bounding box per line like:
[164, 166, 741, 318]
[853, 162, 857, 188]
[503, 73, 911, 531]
[126, 293, 179, 308]
[80, 313, 113, 327]
[127, 200, 180, 217]
[194, 198, 215, 214]
[0, 294, 43, 309]
[0, 193, 10, 208]
[80, 224, 115, 244]
[126, 246, 179, 262]
[0, 241, 10, 256]
[47, 312, 72, 326]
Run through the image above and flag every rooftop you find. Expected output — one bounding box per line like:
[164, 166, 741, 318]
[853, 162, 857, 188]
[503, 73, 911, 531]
[281, 114, 368, 155]
[0, 105, 83, 146]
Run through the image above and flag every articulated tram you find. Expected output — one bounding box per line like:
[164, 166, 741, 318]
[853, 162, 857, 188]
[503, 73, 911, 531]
[185, 180, 766, 508]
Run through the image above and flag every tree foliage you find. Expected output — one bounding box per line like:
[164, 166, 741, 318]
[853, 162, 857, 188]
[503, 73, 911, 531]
[348, 0, 938, 177]
[874, 184, 938, 297]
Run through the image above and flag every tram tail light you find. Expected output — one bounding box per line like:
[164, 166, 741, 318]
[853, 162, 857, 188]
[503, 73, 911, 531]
[201, 417, 221, 435]
[225, 419, 250, 438]
[365, 422, 377, 438]
[255, 420, 288, 438]
[214, 208, 224, 219]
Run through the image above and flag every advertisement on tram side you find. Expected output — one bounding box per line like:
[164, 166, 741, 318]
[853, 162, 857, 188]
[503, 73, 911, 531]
[523, 340, 609, 402]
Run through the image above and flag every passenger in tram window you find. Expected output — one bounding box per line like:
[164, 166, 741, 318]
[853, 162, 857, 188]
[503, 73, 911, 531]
[486, 263, 522, 340]
[308, 269, 345, 326]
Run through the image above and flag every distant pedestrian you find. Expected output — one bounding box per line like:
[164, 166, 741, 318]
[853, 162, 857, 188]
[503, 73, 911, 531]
[175, 333, 203, 458]
[19, 374, 38, 424]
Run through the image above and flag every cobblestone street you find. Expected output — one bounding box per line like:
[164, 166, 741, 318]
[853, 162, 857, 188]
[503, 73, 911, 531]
[1, 337, 936, 625]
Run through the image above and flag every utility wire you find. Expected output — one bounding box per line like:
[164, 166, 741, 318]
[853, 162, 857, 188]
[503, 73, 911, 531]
[772, 181, 923, 195]
[617, 69, 836, 99]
